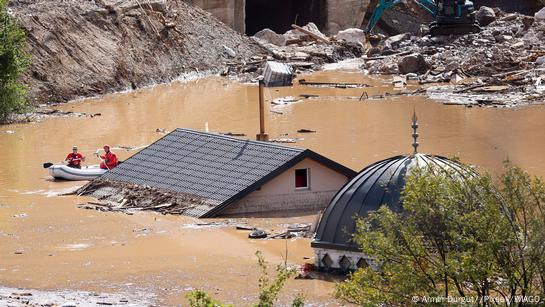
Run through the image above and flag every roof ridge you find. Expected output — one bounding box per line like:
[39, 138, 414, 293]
[174, 128, 305, 153]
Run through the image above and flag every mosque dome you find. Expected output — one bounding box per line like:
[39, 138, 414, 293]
[311, 112, 474, 272]
[311, 153, 468, 252]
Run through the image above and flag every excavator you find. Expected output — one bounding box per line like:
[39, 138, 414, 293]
[365, 0, 480, 36]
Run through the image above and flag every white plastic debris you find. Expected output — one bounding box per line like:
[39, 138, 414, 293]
[262, 61, 293, 87]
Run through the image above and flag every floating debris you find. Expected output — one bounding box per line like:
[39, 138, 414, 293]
[298, 79, 370, 88]
[248, 229, 268, 239]
[221, 132, 247, 137]
[271, 96, 300, 105]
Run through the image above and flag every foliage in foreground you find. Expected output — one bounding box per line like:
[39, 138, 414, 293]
[187, 251, 304, 307]
[0, 0, 30, 122]
[336, 161, 545, 306]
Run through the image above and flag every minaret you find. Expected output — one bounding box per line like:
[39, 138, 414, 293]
[412, 110, 419, 155]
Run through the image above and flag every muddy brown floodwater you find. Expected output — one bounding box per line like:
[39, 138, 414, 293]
[1, 69, 545, 306]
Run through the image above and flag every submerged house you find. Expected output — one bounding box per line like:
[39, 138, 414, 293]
[84, 128, 356, 217]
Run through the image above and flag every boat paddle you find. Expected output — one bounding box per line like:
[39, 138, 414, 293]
[95, 150, 110, 170]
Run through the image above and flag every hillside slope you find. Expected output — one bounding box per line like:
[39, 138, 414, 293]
[9, 0, 266, 104]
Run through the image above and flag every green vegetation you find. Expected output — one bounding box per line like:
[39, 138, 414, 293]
[187, 251, 304, 307]
[336, 161, 545, 306]
[0, 0, 30, 122]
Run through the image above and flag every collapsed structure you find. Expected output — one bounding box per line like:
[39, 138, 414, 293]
[79, 128, 356, 217]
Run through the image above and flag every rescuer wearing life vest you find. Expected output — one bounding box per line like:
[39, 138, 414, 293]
[65, 146, 85, 169]
[97, 145, 118, 170]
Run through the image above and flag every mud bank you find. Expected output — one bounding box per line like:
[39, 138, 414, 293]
[0, 286, 154, 306]
[9, 0, 266, 105]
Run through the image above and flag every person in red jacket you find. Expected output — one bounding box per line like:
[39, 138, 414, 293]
[65, 146, 85, 169]
[97, 145, 118, 170]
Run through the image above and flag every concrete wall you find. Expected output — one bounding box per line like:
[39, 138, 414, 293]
[186, 0, 246, 33]
[187, 0, 372, 35]
[221, 158, 350, 215]
[325, 0, 370, 34]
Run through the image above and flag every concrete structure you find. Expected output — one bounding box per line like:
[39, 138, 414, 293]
[90, 128, 356, 217]
[186, 0, 371, 35]
[186, 0, 246, 33]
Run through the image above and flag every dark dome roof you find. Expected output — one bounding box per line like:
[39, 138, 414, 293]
[312, 154, 468, 252]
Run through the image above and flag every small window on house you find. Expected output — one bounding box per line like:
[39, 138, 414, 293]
[295, 168, 309, 189]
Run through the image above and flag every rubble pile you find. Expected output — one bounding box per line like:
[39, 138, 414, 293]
[362, 7, 545, 106]
[77, 179, 214, 215]
[251, 23, 364, 73]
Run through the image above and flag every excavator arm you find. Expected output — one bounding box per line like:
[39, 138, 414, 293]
[365, 0, 437, 33]
[364, 0, 479, 36]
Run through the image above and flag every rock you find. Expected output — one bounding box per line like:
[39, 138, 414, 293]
[336, 28, 365, 45]
[406, 73, 419, 80]
[367, 47, 381, 57]
[535, 7, 545, 20]
[223, 45, 236, 58]
[398, 53, 428, 74]
[253, 28, 286, 46]
[522, 16, 535, 30]
[283, 29, 305, 41]
[494, 34, 512, 43]
[383, 33, 411, 49]
[536, 56, 545, 66]
[477, 6, 496, 26]
[300, 22, 327, 40]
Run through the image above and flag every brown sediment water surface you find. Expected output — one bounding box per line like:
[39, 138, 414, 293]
[1, 70, 545, 305]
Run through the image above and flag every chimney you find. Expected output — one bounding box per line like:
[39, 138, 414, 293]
[256, 80, 269, 141]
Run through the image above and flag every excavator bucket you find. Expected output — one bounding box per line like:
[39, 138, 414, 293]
[429, 21, 481, 36]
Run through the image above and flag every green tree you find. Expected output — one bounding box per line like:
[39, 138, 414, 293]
[336, 161, 545, 306]
[0, 0, 30, 122]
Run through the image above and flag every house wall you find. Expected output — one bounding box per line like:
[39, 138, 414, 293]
[221, 158, 350, 215]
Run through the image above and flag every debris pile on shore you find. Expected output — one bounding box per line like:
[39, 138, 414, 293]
[251, 23, 365, 73]
[362, 7, 545, 106]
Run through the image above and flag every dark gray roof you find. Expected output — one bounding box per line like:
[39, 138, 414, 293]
[311, 154, 470, 252]
[101, 128, 356, 217]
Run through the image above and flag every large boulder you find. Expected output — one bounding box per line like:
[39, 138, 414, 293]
[477, 6, 496, 26]
[536, 7, 545, 21]
[253, 28, 286, 46]
[336, 28, 366, 45]
[398, 53, 428, 74]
